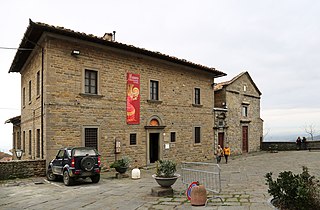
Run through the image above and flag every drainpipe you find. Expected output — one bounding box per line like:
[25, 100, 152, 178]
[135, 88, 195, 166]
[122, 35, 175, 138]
[41, 47, 44, 159]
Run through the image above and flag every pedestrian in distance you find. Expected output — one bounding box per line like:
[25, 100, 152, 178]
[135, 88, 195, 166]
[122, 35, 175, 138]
[302, 137, 307, 150]
[216, 145, 224, 164]
[296, 137, 302, 150]
[223, 145, 231, 164]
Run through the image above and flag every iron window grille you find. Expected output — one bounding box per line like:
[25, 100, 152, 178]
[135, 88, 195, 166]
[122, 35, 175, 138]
[85, 128, 98, 149]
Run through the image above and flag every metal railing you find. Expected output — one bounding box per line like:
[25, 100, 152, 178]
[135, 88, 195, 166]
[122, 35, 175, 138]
[181, 162, 223, 204]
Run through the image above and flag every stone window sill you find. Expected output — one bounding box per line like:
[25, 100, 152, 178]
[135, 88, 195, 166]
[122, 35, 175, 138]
[192, 104, 203, 108]
[79, 93, 104, 98]
[147, 100, 162, 104]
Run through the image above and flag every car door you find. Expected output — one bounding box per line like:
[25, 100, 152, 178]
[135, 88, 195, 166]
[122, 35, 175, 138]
[52, 150, 65, 175]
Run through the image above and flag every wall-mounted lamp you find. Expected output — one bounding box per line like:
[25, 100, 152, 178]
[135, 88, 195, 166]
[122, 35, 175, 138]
[71, 50, 80, 56]
[15, 149, 23, 160]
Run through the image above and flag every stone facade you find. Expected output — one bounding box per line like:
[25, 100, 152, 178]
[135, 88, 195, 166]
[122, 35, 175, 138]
[8, 21, 226, 167]
[213, 72, 263, 155]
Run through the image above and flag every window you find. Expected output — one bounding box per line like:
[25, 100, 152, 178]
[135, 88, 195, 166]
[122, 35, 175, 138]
[150, 80, 159, 100]
[23, 131, 26, 151]
[17, 131, 21, 149]
[85, 70, 98, 94]
[170, 132, 176, 143]
[218, 120, 224, 127]
[130, 133, 137, 145]
[13, 132, 16, 149]
[74, 148, 97, 156]
[57, 150, 65, 159]
[194, 88, 201, 105]
[242, 106, 248, 117]
[194, 127, 201, 144]
[36, 129, 40, 158]
[23, 87, 25, 106]
[28, 80, 32, 102]
[85, 128, 98, 149]
[36, 71, 40, 96]
[28, 130, 32, 155]
[150, 119, 159, 126]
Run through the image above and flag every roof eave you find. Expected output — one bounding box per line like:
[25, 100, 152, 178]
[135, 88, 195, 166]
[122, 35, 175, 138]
[9, 20, 227, 77]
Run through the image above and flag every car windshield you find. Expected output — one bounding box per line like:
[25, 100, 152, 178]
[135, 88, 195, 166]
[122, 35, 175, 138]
[73, 148, 97, 156]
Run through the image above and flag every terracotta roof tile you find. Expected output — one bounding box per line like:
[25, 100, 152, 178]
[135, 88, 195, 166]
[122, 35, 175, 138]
[9, 20, 227, 78]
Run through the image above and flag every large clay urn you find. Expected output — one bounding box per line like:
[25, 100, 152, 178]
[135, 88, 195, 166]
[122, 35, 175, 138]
[190, 182, 207, 206]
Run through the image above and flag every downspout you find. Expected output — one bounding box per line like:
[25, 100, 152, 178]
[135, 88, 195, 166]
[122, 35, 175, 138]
[41, 47, 44, 159]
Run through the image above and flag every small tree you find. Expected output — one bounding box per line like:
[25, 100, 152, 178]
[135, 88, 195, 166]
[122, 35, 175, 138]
[263, 127, 270, 141]
[305, 124, 317, 141]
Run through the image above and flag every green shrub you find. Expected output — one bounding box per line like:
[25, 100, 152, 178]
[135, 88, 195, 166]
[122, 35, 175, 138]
[265, 166, 320, 210]
[155, 160, 177, 178]
[110, 156, 130, 168]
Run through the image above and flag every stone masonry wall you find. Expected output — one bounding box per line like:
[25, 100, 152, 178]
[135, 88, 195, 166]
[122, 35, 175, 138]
[20, 46, 43, 160]
[42, 35, 217, 167]
[261, 141, 320, 151]
[0, 160, 46, 180]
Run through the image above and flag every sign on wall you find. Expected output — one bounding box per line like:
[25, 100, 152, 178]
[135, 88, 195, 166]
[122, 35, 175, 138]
[126, 73, 140, 124]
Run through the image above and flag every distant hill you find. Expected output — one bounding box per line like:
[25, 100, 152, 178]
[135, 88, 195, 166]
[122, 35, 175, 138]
[307, 135, 320, 141]
[264, 134, 320, 142]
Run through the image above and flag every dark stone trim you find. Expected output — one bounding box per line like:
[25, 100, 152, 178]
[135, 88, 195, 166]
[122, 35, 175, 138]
[192, 104, 203, 108]
[79, 93, 104, 98]
[147, 100, 163, 104]
[144, 126, 166, 129]
[240, 119, 251, 123]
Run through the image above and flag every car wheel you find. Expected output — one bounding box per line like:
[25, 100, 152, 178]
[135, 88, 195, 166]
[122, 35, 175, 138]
[81, 157, 95, 171]
[63, 170, 74, 186]
[91, 174, 100, 183]
[47, 168, 57, 181]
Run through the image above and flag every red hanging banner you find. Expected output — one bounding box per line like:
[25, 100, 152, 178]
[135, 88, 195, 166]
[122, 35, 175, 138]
[126, 73, 140, 124]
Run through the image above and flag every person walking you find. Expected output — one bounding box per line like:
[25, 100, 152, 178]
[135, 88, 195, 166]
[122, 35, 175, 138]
[223, 145, 231, 164]
[302, 137, 307, 150]
[216, 145, 224, 164]
[296, 137, 302, 150]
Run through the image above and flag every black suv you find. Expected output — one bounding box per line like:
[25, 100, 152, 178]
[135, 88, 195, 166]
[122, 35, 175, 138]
[47, 147, 101, 186]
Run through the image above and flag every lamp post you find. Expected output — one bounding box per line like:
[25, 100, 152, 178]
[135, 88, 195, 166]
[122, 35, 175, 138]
[15, 149, 23, 160]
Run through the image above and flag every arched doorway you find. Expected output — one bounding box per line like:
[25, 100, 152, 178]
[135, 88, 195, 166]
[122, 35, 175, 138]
[145, 116, 166, 165]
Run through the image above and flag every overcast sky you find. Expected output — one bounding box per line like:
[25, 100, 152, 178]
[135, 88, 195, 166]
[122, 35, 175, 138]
[1, 0, 320, 153]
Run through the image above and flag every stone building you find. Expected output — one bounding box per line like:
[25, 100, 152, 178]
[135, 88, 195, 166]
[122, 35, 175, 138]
[7, 20, 226, 167]
[213, 72, 263, 155]
[5, 116, 21, 159]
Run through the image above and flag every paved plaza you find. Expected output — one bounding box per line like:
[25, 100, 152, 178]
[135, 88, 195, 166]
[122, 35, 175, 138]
[1, 150, 319, 209]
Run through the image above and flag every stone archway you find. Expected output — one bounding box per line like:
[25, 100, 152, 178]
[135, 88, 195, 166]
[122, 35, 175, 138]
[145, 115, 166, 165]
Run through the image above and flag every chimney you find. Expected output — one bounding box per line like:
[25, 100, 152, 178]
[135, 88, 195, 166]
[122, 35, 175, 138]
[102, 33, 113, 41]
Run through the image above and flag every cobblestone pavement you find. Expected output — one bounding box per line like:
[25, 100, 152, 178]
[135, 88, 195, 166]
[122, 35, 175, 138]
[0, 150, 319, 209]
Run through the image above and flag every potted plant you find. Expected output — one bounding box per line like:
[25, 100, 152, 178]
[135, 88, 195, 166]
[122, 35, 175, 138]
[110, 156, 130, 174]
[152, 159, 180, 188]
[265, 166, 320, 210]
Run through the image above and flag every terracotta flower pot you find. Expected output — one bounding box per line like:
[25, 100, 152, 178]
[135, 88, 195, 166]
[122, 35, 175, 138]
[190, 184, 207, 206]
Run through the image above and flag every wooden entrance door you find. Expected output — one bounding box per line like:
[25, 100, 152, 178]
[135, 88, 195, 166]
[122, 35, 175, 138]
[242, 126, 248, 152]
[218, 132, 224, 148]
